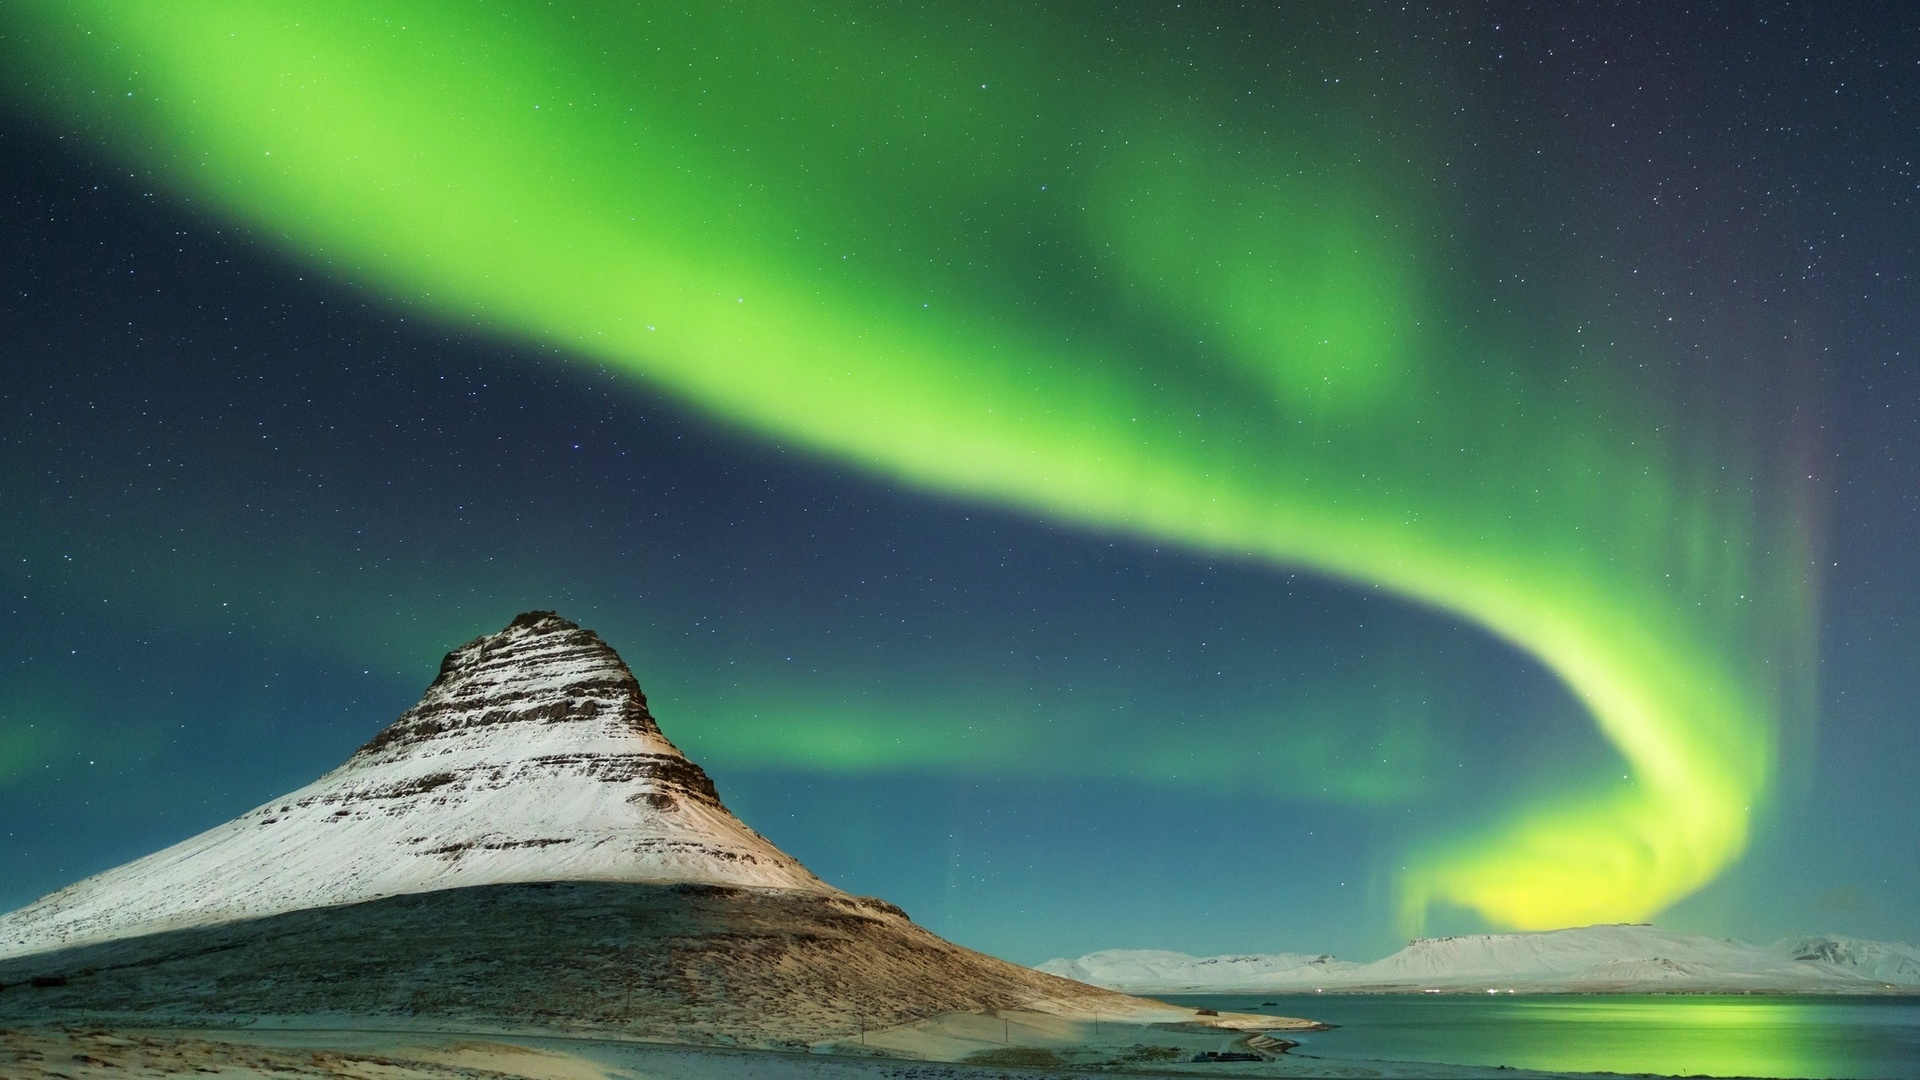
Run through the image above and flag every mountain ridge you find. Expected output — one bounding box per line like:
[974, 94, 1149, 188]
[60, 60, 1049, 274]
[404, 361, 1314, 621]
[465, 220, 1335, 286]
[1040, 924, 1920, 993]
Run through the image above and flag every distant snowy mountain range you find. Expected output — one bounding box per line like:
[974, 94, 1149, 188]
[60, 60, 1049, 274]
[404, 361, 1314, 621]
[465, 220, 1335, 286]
[1040, 925, 1920, 993]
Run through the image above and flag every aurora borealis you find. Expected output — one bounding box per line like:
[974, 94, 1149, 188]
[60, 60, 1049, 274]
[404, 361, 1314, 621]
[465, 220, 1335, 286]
[1, 3, 1915, 960]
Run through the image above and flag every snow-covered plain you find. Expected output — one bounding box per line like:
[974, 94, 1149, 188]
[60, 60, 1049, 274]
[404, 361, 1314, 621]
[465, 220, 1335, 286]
[1040, 925, 1920, 993]
[0, 612, 832, 960]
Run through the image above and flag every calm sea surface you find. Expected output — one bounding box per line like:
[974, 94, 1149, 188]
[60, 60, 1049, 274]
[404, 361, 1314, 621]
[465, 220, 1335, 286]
[1165, 993, 1920, 1079]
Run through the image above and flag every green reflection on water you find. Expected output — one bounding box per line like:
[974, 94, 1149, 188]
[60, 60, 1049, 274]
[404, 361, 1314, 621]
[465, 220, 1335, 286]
[1173, 994, 1920, 1080]
[1503, 997, 1811, 1076]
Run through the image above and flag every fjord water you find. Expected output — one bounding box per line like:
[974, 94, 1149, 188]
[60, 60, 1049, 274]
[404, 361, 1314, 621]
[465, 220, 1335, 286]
[1170, 994, 1920, 1079]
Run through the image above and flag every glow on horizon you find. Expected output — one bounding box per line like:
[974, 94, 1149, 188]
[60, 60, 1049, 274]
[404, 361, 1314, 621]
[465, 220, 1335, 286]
[0, 2, 1818, 930]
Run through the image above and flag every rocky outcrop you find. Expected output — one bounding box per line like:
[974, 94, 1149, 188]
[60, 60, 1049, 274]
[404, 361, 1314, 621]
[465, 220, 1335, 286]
[0, 612, 830, 960]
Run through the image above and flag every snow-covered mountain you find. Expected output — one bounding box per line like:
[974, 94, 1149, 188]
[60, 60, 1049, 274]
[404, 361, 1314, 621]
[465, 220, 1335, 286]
[1043, 924, 1920, 993]
[1774, 934, 1920, 985]
[0, 612, 830, 959]
[1326, 925, 1851, 991]
[1037, 949, 1357, 992]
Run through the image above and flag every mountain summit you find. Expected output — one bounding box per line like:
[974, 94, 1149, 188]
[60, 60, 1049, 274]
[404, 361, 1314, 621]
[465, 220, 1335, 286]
[0, 611, 827, 959]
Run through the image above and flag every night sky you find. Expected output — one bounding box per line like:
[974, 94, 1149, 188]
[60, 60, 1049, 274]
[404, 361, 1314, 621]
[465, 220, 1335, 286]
[1, 2, 1915, 964]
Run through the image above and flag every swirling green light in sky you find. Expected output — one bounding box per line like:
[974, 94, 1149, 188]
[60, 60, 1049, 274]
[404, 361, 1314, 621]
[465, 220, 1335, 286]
[0, 2, 1816, 930]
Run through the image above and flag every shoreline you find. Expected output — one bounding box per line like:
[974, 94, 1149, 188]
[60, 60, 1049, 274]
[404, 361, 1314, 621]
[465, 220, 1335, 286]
[0, 1021, 1634, 1079]
[6, 992, 1912, 1079]
[1155, 986, 1920, 996]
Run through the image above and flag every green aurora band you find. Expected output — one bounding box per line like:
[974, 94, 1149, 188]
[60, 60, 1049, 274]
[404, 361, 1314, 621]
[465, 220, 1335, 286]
[1, 2, 1818, 930]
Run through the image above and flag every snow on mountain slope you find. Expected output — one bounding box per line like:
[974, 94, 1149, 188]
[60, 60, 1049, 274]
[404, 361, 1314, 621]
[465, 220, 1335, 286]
[1035, 949, 1356, 992]
[0, 612, 831, 960]
[1336, 924, 1827, 988]
[1044, 924, 1919, 993]
[1774, 935, 1920, 985]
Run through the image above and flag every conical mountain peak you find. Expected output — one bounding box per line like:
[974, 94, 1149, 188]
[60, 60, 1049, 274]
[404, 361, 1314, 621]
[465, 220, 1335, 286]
[344, 610, 716, 811]
[0, 613, 831, 959]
